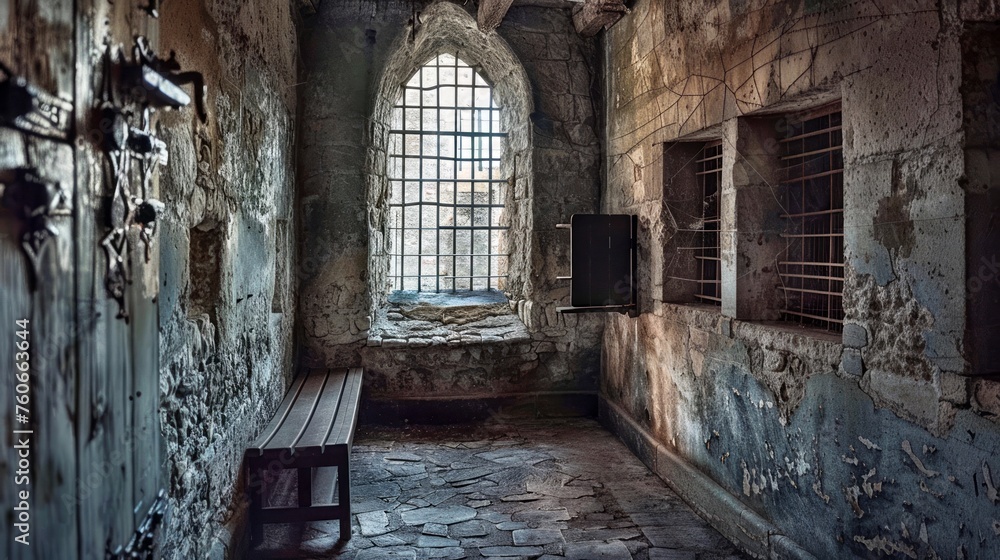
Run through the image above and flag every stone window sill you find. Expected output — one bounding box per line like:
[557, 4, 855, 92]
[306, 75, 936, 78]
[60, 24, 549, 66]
[659, 301, 843, 364]
[366, 290, 530, 348]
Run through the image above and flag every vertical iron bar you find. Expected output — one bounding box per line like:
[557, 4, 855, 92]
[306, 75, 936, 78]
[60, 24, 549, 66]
[418, 64, 424, 291]
[400, 103, 407, 290]
[453, 54, 459, 290]
[488, 83, 493, 290]
[436, 56, 441, 292]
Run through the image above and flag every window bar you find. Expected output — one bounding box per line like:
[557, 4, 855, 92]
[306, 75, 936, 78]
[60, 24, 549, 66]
[388, 54, 508, 293]
[453, 54, 459, 290]
[488, 82, 493, 291]
[389, 100, 402, 288]
[417, 63, 424, 292]
[695, 141, 722, 306]
[436, 56, 442, 292]
[777, 107, 843, 331]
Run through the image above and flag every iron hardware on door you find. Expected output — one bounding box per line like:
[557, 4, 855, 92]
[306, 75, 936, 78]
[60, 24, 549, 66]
[556, 214, 638, 315]
[106, 489, 169, 560]
[0, 168, 70, 290]
[0, 62, 74, 141]
[96, 37, 205, 320]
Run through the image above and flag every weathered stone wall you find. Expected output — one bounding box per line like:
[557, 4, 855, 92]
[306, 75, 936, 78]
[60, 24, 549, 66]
[156, 0, 299, 557]
[602, 0, 1000, 557]
[298, 0, 604, 403]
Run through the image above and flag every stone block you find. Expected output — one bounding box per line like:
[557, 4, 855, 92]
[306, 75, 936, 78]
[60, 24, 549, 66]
[842, 323, 868, 349]
[940, 373, 969, 405]
[841, 348, 864, 377]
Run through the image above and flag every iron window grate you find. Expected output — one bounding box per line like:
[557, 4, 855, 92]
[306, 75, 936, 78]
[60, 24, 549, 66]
[777, 106, 844, 331]
[387, 54, 508, 292]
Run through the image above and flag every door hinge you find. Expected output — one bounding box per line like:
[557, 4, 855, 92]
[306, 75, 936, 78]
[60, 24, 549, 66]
[0, 62, 73, 141]
[0, 168, 69, 290]
[106, 490, 169, 560]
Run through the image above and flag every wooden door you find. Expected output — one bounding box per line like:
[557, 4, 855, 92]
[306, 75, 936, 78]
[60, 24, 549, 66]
[1, 1, 165, 558]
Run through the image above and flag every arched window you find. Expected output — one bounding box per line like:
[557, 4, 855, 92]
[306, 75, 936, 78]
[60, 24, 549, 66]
[387, 54, 507, 292]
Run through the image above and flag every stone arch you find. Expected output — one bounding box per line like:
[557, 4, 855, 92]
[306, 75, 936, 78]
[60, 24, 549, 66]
[366, 1, 534, 312]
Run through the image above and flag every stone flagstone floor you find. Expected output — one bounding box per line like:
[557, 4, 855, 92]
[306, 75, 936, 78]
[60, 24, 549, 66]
[256, 418, 748, 560]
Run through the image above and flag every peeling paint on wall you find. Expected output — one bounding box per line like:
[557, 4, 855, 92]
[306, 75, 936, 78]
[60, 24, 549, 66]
[602, 0, 1000, 557]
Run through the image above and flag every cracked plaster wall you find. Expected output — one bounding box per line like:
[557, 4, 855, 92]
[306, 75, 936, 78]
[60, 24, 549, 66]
[297, 0, 604, 402]
[155, 0, 299, 557]
[602, 0, 1000, 557]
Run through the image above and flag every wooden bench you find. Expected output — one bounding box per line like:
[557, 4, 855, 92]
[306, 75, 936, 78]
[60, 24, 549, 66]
[245, 367, 364, 546]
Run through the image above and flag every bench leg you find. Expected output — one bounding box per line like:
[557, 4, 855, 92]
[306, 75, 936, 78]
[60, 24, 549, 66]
[298, 468, 312, 508]
[248, 463, 266, 546]
[338, 461, 352, 540]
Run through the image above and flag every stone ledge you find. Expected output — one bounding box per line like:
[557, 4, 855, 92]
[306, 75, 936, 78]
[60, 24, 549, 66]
[598, 395, 818, 560]
[369, 293, 531, 348]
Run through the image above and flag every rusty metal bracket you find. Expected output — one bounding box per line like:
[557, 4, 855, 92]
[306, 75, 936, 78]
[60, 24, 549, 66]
[0, 168, 69, 290]
[128, 36, 206, 122]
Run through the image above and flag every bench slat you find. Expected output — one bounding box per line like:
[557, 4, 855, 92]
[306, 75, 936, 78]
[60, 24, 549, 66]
[247, 370, 310, 455]
[327, 367, 364, 448]
[297, 368, 350, 451]
[267, 369, 338, 452]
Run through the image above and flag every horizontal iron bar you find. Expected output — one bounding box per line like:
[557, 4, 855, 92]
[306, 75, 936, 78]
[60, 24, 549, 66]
[395, 103, 499, 110]
[438, 225, 510, 230]
[777, 272, 844, 282]
[780, 208, 843, 219]
[388, 178, 507, 183]
[394, 275, 509, 279]
[779, 261, 844, 267]
[390, 130, 508, 137]
[779, 168, 843, 183]
[390, 155, 501, 162]
[780, 309, 844, 324]
[779, 145, 841, 162]
[400, 83, 495, 92]
[778, 125, 842, 144]
[777, 286, 843, 297]
[388, 253, 508, 258]
[779, 232, 843, 238]
[389, 202, 505, 208]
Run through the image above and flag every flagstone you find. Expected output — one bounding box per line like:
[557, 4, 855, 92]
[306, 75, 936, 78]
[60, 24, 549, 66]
[401, 505, 478, 526]
[512, 528, 565, 546]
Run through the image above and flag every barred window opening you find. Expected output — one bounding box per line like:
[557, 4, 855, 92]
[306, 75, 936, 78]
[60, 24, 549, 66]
[387, 54, 508, 292]
[695, 142, 722, 305]
[778, 106, 844, 331]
